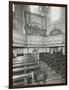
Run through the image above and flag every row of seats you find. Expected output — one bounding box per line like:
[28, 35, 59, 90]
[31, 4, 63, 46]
[13, 53, 32, 58]
[13, 54, 47, 87]
[39, 51, 65, 78]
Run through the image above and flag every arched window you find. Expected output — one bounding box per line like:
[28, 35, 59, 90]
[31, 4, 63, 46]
[49, 29, 62, 36]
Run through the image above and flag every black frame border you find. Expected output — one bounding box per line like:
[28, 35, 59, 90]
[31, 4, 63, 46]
[9, 1, 67, 89]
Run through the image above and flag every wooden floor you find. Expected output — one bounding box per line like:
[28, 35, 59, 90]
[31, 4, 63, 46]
[39, 60, 65, 84]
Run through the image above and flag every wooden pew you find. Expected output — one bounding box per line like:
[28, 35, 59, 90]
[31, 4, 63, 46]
[13, 60, 37, 65]
[13, 72, 33, 81]
[13, 55, 37, 65]
[13, 54, 47, 86]
[13, 64, 41, 73]
[13, 62, 38, 69]
[13, 72, 34, 85]
[39, 52, 65, 78]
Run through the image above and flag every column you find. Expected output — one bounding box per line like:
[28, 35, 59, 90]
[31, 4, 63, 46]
[27, 47, 29, 54]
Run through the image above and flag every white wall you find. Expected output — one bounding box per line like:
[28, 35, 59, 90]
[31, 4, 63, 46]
[47, 7, 65, 35]
[0, 0, 69, 90]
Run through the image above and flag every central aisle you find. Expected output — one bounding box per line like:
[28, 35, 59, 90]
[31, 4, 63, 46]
[39, 60, 65, 84]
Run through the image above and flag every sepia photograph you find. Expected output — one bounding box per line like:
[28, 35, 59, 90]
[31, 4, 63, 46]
[9, 1, 67, 88]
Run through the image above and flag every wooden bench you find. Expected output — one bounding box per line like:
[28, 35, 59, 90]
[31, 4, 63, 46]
[13, 72, 34, 85]
[13, 62, 38, 69]
[13, 64, 41, 73]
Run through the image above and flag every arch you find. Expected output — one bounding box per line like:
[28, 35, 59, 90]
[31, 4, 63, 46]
[49, 29, 62, 36]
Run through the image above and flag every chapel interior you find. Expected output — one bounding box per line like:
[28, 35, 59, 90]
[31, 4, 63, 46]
[12, 4, 66, 87]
